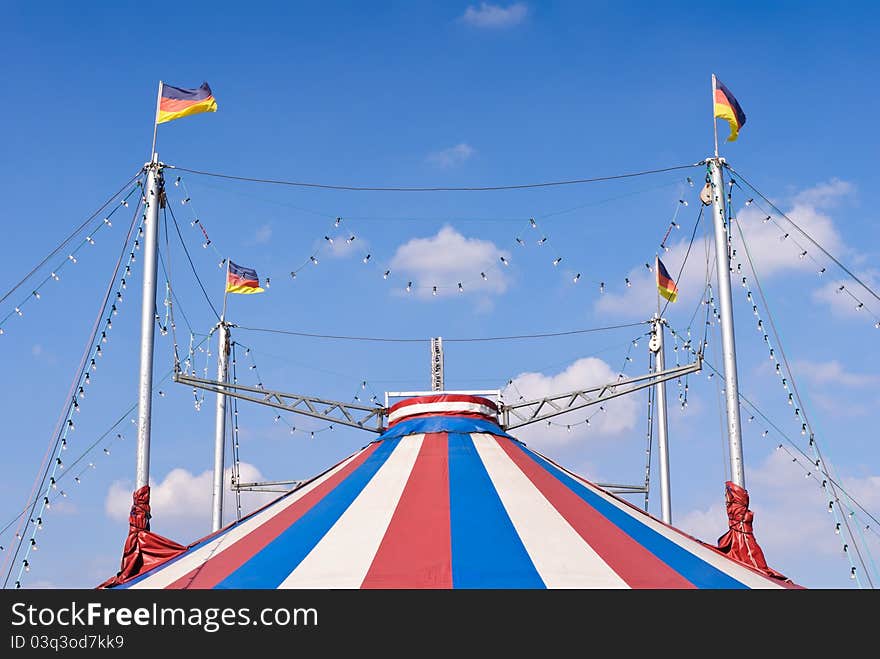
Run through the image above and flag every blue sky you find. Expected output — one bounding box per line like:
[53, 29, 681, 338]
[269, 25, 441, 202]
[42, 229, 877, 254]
[1, 1, 878, 589]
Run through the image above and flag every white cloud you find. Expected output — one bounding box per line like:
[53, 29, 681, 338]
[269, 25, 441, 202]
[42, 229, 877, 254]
[504, 356, 639, 449]
[675, 449, 880, 586]
[389, 225, 510, 299]
[426, 143, 475, 168]
[461, 2, 528, 28]
[791, 359, 879, 388]
[105, 462, 277, 541]
[793, 178, 854, 208]
[594, 179, 855, 320]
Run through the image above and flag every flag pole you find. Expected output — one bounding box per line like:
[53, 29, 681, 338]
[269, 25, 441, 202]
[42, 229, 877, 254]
[711, 74, 720, 159]
[221, 258, 230, 321]
[151, 81, 163, 160]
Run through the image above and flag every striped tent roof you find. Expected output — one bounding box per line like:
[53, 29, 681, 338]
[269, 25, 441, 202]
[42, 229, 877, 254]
[108, 395, 797, 589]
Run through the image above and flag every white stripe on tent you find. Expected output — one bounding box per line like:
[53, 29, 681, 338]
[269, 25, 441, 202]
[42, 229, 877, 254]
[278, 434, 425, 588]
[129, 449, 366, 589]
[536, 453, 788, 589]
[471, 433, 629, 589]
[388, 401, 497, 425]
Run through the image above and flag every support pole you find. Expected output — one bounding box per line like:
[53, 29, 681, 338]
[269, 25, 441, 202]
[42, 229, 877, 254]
[135, 153, 162, 490]
[212, 320, 230, 532]
[650, 315, 672, 524]
[708, 157, 746, 488]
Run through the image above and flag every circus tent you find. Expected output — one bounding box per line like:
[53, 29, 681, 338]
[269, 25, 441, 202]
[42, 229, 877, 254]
[100, 394, 796, 589]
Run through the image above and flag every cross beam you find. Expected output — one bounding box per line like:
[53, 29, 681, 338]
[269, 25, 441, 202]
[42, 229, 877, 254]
[500, 358, 701, 430]
[174, 373, 387, 433]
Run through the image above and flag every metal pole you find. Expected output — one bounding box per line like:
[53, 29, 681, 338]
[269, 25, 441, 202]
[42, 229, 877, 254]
[135, 153, 162, 490]
[212, 320, 230, 531]
[711, 74, 720, 159]
[648, 314, 672, 524]
[650, 315, 672, 524]
[708, 157, 746, 487]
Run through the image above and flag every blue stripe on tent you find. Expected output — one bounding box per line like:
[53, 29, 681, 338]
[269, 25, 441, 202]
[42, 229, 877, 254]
[448, 432, 545, 588]
[515, 443, 748, 589]
[214, 437, 402, 588]
[379, 416, 513, 442]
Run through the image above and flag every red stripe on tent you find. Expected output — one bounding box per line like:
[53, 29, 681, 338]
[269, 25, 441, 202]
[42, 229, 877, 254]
[494, 436, 696, 588]
[166, 443, 380, 589]
[361, 433, 452, 588]
[388, 394, 497, 415]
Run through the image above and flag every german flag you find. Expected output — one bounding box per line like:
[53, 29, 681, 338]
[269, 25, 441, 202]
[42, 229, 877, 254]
[226, 261, 264, 295]
[713, 75, 746, 142]
[156, 82, 218, 125]
[656, 256, 678, 303]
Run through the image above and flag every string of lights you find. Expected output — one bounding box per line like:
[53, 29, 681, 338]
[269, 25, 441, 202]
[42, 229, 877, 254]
[0, 181, 144, 334]
[727, 187, 875, 587]
[727, 164, 880, 307]
[0, 332, 213, 586]
[0, 170, 144, 308]
[2, 192, 147, 589]
[167, 172, 698, 302]
[726, 182, 880, 329]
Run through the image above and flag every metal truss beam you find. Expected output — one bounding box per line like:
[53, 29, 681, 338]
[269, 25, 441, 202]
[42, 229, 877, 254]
[174, 373, 387, 433]
[500, 358, 701, 430]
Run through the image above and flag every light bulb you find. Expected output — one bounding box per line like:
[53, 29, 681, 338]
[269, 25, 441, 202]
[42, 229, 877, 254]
[86, 236, 95, 245]
[406, 282, 412, 292]
[324, 235, 333, 244]
[51, 272, 59, 281]
[23, 560, 30, 572]
[346, 235, 355, 244]
[529, 218, 537, 228]
[599, 282, 605, 293]
[68, 254, 77, 263]
[537, 237, 547, 245]
[383, 270, 390, 279]
[515, 237, 524, 246]
[432, 286, 438, 296]
[458, 283, 463, 293]
[625, 278, 631, 287]
[500, 256, 509, 266]
[335, 217, 341, 227]
[310, 256, 318, 265]
[552, 257, 562, 266]
[481, 272, 487, 281]
[573, 273, 580, 283]
[363, 254, 371, 263]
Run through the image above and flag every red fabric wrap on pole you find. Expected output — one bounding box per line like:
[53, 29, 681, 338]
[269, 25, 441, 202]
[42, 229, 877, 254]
[716, 480, 790, 582]
[97, 485, 186, 588]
